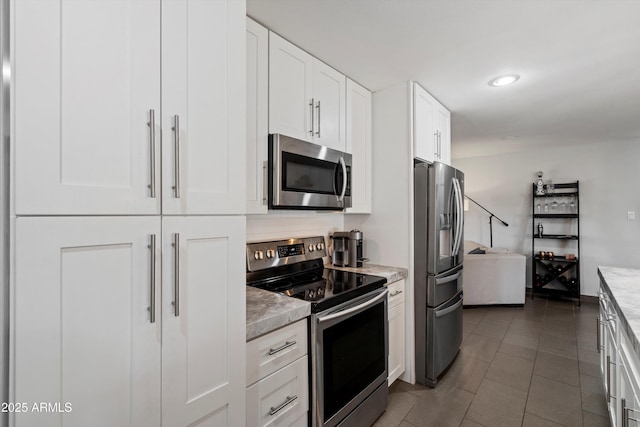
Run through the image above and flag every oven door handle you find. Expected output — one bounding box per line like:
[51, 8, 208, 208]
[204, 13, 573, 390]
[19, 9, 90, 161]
[317, 289, 388, 324]
[435, 295, 463, 318]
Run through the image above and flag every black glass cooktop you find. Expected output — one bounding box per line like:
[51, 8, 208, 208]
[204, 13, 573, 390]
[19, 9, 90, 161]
[246, 260, 387, 312]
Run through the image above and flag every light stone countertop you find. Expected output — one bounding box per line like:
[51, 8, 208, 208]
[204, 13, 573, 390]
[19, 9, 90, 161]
[598, 266, 640, 357]
[325, 263, 408, 283]
[246, 286, 310, 342]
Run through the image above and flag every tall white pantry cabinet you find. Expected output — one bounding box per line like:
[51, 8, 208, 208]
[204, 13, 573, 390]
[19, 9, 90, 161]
[11, 1, 246, 427]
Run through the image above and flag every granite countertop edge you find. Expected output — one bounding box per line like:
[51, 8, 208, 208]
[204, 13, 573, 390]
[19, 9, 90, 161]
[598, 266, 640, 358]
[246, 286, 311, 342]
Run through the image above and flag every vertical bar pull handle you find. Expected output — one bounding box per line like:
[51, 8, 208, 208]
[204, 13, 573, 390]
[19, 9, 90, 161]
[309, 98, 315, 135]
[149, 234, 157, 323]
[172, 114, 181, 198]
[596, 316, 601, 352]
[147, 109, 156, 198]
[434, 131, 438, 159]
[173, 233, 180, 317]
[315, 100, 321, 137]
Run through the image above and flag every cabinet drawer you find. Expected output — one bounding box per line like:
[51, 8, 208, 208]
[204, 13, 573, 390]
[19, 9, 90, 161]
[388, 279, 406, 308]
[247, 319, 308, 386]
[246, 355, 309, 427]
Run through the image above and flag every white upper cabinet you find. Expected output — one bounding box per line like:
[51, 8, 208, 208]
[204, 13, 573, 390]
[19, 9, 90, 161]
[413, 83, 451, 165]
[14, 0, 161, 215]
[246, 17, 269, 214]
[269, 32, 313, 143]
[345, 79, 372, 214]
[312, 60, 346, 151]
[14, 0, 245, 216]
[14, 216, 162, 427]
[435, 105, 452, 165]
[413, 84, 436, 163]
[269, 32, 346, 151]
[161, 0, 245, 215]
[161, 216, 246, 427]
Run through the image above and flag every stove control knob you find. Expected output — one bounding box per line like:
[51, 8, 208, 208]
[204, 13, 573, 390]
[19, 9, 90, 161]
[316, 243, 324, 251]
[308, 244, 315, 252]
[254, 250, 264, 260]
[266, 249, 275, 259]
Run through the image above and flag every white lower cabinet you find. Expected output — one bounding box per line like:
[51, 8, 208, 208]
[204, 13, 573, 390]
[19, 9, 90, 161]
[388, 279, 406, 385]
[14, 216, 245, 427]
[599, 281, 640, 427]
[246, 319, 309, 427]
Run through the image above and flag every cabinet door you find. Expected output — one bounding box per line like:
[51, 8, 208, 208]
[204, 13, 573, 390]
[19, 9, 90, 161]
[269, 32, 314, 142]
[620, 334, 640, 427]
[388, 280, 406, 385]
[161, 0, 246, 215]
[312, 60, 346, 151]
[345, 79, 372, 214]
[246, 18, 269, 214]
[161, 216, 246, 427]
[14, 217, 161, 427]
[435, 105, 451, 165]
[14, 0, 161, 215]
[413, 84, 436, 163]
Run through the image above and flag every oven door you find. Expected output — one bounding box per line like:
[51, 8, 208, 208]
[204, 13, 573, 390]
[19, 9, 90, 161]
[269, 133, 352, 210]
[311, 288, 388, 427]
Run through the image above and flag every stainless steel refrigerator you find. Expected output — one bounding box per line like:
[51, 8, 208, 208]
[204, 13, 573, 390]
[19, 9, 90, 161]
[414, 161, 465, 387]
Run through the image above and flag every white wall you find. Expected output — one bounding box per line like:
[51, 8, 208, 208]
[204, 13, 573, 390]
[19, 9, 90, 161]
[246, 212, 343, 244]
[453, 140, 640, 296]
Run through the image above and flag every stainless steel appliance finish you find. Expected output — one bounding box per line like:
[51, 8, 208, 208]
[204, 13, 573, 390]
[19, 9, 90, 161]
[311, 288, 388, 427]
[1, 1, 9, 423]
[246, 236, 388, 427]
[331, 230, 364, 267]
[268, 134, 352, 210]
[414, 161, 465, 387]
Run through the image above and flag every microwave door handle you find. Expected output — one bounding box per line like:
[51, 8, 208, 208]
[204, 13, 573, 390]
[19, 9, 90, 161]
[337, 156, 347, 202]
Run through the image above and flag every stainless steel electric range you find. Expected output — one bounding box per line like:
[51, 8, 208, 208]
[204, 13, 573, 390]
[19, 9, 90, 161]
[246, 236, 389, 427]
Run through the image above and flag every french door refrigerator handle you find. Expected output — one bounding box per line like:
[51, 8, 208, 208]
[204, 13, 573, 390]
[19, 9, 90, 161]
[435, 295, 463, 318]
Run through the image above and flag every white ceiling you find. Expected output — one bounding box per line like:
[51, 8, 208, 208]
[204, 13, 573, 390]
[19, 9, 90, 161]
[247, 0, 640, 159]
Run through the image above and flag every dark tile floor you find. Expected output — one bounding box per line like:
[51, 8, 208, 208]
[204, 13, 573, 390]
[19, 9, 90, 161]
[373, 297, 611, 427]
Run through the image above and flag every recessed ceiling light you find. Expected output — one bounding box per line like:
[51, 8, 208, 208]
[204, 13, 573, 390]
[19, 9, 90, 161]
[489, 74, 520, 87]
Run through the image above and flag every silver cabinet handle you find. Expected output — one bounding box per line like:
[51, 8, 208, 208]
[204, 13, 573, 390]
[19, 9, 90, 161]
[433, 131, 438, 159]
[267, 341, 296, 356]
[262, 161, 268, 205]
[390, 290, 403, 297]
[147, 109, 156, 198]
[173, 233, 180, 317]
[607, 355, 618, 402]
[596, 316, 602, 352]
[269, 395, 298, 416]
[149, 234, 157, 323]
[309, 98, 315, 135]
[315, 100, 321, 137]
[172, 114, 181, 198]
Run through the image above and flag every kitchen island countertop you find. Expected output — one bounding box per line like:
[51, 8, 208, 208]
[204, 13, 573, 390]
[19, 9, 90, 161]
[246, 286, 310, 342]
[325, 263, 408, 283]
[598, 266, 640, 357]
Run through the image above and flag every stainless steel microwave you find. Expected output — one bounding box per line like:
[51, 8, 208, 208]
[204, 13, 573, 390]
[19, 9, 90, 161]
[268, 134, 352, 210]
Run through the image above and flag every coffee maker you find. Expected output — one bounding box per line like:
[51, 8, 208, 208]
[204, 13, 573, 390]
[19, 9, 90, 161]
[331, 230, 364, 267]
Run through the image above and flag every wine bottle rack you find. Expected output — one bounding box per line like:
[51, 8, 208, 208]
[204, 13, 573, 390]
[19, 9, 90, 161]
[531, 181, 581, 305]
